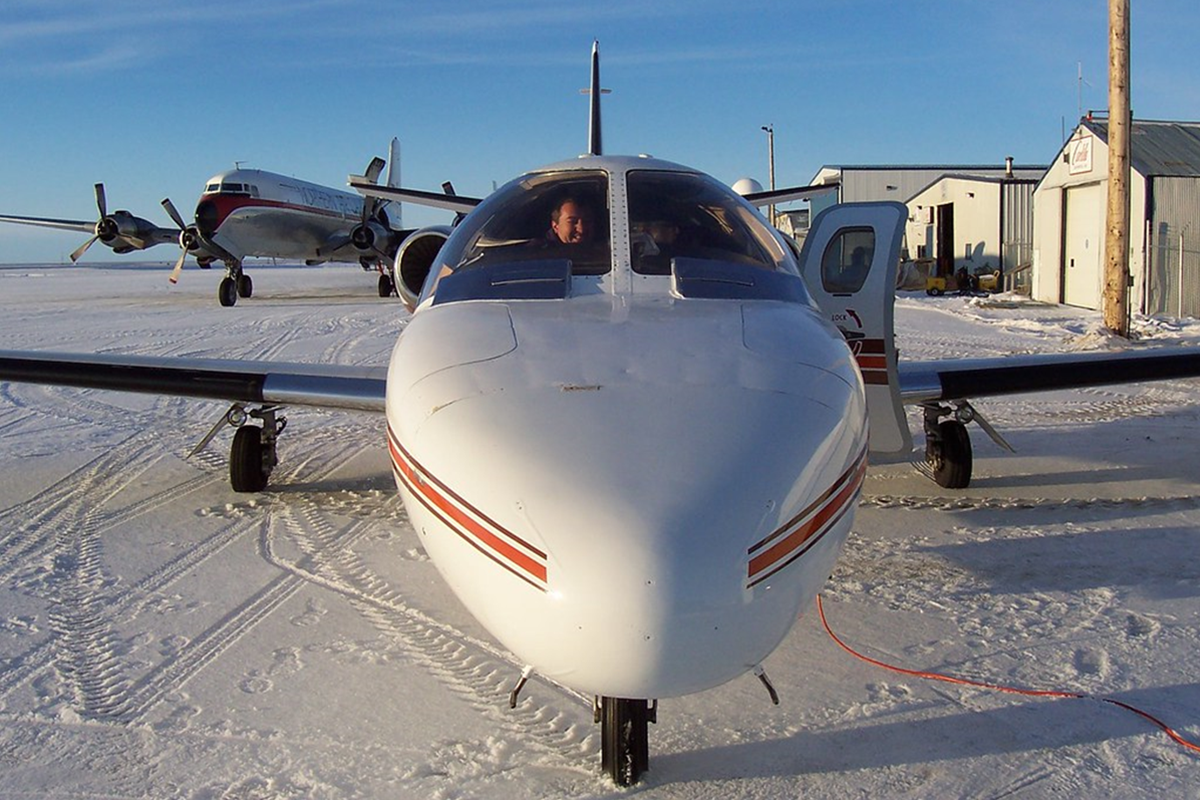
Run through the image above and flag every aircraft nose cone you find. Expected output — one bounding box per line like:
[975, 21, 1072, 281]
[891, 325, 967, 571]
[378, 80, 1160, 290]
[194, 200, 219, 236]
[508, 387, 861, 697]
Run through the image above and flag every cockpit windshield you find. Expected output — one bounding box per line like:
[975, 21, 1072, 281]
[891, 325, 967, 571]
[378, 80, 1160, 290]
[627, 171, 788, 275]
[428, 171, 610, 291]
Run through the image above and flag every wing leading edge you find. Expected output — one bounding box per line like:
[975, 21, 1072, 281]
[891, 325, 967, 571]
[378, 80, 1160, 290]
[0, 350, 386, 412]
[898, 347, 1200, 404]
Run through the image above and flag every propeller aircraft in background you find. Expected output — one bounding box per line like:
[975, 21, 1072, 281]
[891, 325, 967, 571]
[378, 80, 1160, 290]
[0, 140, 415, 306]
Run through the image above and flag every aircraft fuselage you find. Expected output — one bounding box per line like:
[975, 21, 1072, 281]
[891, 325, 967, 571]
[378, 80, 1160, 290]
[384, 155, 869, 699]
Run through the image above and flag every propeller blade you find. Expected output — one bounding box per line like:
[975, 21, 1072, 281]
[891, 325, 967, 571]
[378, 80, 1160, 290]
[161, 197, 188, 230]
[168, 248, 187, 284]
[94, 183, 107, 218]
[70, 235, 98, 263]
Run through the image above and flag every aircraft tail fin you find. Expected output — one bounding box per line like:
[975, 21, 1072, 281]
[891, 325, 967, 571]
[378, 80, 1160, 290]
[386, 138, 402, 227]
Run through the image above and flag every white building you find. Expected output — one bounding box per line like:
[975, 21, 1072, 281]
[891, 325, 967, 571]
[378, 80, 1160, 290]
[1032, 117, 1200, 315]
[906, 173, 1039, 288]
[809, 163, 1046, 221]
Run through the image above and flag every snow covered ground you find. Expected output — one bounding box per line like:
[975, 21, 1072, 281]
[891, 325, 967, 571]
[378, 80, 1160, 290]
[0, 262, 1198, 798]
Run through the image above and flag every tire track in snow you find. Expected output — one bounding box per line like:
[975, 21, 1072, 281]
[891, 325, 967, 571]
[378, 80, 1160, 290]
[117, 426, 376, 721]
[262, 493, 600, 776]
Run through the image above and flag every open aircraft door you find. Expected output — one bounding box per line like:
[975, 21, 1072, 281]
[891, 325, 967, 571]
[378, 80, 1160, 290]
[797, 201, 912, 460]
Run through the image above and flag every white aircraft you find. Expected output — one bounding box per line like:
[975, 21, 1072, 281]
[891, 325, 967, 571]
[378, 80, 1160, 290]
[2, 43, 1200, 785]
[0, 141, 414, 307]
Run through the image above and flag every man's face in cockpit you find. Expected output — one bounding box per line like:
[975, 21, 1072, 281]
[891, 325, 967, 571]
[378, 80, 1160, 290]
[552, 200, 595, 244]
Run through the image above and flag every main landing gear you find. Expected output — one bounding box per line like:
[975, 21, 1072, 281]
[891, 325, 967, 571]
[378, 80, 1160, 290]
[192, 404, 286, 492]
[378, 271, 395, 298]
[921, 400, 1013, 489]
[218, 263, 253, 307]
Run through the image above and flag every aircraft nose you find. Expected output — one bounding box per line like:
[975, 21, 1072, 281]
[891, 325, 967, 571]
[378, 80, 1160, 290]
[518, 390, 862, 698]
[194, 200, 219, 235]
[398, 372, 864, 699]
[389, 299, 868, 699]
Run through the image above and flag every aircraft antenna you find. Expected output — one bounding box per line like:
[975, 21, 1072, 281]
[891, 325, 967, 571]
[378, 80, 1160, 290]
[581, 41, 611, 156]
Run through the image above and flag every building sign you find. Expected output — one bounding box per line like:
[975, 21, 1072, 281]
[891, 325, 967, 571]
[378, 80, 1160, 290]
[1068, 134, 1094, 175]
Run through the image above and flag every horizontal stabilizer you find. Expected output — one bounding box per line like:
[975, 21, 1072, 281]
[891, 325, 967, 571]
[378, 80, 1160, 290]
[742, 184, 838, 207]
[348, 178, 481, 214]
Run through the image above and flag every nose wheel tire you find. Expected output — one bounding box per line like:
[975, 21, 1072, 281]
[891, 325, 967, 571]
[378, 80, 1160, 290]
[600, 697, 650, 786]
[237, 274, 253, 298]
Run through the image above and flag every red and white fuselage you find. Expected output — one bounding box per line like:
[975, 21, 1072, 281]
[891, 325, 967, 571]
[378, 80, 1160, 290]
[193, 168, 367, 263]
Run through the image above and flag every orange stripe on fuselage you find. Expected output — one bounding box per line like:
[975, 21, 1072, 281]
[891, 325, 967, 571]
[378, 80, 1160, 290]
[747, 457, 867, 581]
[387, 435, 547, 585]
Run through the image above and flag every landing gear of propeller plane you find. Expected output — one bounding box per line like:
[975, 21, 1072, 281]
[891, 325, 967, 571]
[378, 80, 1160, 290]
[378, 272, 394, 298]
[219, 265, 251, 307]
[219, 278, 238, 307]
[597, 696, 654, 786]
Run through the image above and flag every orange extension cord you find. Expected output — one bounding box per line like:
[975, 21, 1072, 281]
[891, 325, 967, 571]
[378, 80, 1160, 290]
[815, 595, 1200, 756]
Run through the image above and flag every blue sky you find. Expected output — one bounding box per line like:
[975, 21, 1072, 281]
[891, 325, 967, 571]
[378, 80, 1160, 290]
[2, 0, 1197, 263]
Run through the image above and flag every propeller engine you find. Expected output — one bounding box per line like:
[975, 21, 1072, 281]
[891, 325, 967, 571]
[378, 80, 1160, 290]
[70, 183, 167, 262]
[161, 197, 238, 284]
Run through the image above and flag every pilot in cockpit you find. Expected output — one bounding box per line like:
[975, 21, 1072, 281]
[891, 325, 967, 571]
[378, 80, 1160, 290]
[549, 197, 596, 244]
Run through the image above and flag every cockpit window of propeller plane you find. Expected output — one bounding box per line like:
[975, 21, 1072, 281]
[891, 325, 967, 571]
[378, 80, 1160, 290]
[628, 170, 792, 276]
[424, 171, 611, 300]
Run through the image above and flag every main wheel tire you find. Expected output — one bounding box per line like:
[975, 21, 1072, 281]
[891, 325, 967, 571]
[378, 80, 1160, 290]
[238, 273, 253, 298]
[230, 426, 268, 492]
[378, 273, 394, 298]
[927, 419, 972, 489]
[218, 277, 238, 307]
[600, 697, 649, 786]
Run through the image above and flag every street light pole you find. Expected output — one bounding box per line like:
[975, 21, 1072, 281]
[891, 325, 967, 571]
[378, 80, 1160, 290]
[761, 125, 776, 227]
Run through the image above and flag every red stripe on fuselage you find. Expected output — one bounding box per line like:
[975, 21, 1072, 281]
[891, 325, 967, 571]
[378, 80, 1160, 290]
[199, 193, 360, 234]
[387, 427, 547, 587]
[746, 450, 867, 586]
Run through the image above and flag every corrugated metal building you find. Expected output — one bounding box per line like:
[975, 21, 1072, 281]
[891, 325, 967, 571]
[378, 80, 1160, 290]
[906, 174, 1039, 287]
[809, 163, 1046, 221]
[1033, 118, 1200, 316]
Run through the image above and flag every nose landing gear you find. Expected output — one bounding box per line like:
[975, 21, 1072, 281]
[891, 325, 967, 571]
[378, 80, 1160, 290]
[596, 696, 655, 786]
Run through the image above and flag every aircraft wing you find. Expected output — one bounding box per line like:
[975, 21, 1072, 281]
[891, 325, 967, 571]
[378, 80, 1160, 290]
[348, 178, 482, 214]
[0, 213, 96, 234]
[898, 347, 1200, 404]
[0, 350, 386, 412]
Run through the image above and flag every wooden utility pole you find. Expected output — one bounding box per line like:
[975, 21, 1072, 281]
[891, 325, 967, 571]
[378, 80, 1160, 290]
[1103, 0, 1131, 336]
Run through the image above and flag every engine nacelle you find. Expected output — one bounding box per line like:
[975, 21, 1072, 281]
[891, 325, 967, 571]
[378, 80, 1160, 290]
[393, 226, 451, 310]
